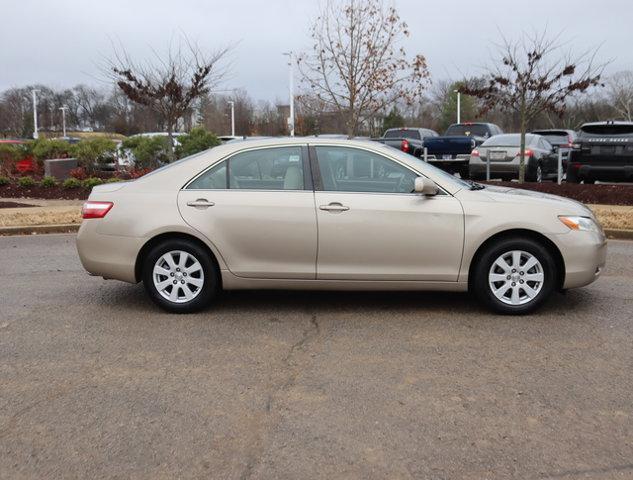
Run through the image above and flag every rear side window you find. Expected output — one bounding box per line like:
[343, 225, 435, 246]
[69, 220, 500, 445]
[384, 129, 421, 140]
[186, 146, 305, 190]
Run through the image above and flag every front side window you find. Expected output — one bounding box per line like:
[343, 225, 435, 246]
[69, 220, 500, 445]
[186, 146, 304, 190]
[315, 146, 417, 193]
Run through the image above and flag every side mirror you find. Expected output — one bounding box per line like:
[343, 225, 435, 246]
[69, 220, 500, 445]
[414, 177, 438, 196]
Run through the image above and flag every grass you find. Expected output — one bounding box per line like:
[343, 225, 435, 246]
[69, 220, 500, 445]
[0, 206, 82, 227]
[0, 204, 632, 232]
[589, 205, 633, 231]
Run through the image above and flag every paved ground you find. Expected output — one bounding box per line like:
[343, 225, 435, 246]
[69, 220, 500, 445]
[1, 234, 632, 480]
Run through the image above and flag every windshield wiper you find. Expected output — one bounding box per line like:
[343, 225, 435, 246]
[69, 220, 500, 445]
[466, 180, 486, 190]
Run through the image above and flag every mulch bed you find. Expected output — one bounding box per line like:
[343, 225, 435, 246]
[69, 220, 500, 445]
[1, 179, 632, 205]
[0, 183, 90, 200]
[481, 182, 633, 206]
[0, 201, 36, 208]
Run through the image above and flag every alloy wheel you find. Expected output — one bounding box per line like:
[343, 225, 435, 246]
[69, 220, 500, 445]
[488, 250, 544, 306]
[152, 250, 205, 303]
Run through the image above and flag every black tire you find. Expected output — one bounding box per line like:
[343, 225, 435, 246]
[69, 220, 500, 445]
[526, 162, 543, 183]
[458, 166, 470, 180]
[142, 238, 218, 313]
[471, 236, 558, 315]
[566, 166, 580, 183]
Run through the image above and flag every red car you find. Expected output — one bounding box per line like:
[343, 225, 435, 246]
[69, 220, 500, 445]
[0, 139, 36, 173]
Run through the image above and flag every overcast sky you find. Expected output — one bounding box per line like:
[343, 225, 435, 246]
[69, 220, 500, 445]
[2, 0, 631, 101]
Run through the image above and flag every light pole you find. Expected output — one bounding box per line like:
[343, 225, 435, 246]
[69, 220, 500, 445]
[32, 89, 40, 139]
[454, 89, 461, 124]
[227, 101, 235, 136]
[59, 105, 68, 138]
[283, 51, 295, 136]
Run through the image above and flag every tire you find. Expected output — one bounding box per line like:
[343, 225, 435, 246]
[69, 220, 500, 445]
[471, 236, 558, 315]
[142, 238, 218, 313]
[458, 166, 470, 180]
[526, 163, 543, 183]
[566, 166, 579, 183]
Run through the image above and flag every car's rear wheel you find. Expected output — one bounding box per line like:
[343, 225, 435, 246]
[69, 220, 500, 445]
[142, 239, 217, 313]
[472, 237, 557, 314]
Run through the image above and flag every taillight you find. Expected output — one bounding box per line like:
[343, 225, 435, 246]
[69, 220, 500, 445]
[401, 139, 410, 153]
[82, 201, 113, 219]
[471, 149, 480, 157]
[517, 149, 533, 158]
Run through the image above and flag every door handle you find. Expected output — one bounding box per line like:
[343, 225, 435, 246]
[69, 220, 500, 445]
[186, 199, 215, 208]
[319, 202, 349, 212]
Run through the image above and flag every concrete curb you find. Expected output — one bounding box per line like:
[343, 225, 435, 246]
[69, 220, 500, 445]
[0, 224, 80, 236]
[604, 228, 633, 240]
[1, 223, 632, 241]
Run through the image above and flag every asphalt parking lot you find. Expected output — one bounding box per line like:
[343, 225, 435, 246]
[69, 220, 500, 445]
[1, 234, 632, 480]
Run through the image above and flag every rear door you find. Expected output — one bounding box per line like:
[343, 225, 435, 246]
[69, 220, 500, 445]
[311, 145, 464, 281]
[178, 145, 318, 279]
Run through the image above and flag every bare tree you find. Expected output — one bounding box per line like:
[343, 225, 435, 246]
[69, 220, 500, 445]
[106, 37, 230, 159]
[606, 71, 633, 121]
[461, 30, 604, 182]
[297, 0, 430, 137]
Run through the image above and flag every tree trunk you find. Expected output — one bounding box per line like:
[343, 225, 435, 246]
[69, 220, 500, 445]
[166, 121, 175, 162]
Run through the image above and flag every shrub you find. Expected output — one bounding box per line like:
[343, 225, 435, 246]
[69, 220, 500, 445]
[40, 176, 58, 188]
[0, 144, 21, 175]
[71, 138, 117, 174]
[175, 127, 220, 159]
[0, 176, 10, 186]
[69, 167, 87, 180]
[106, 177, 124, 183]
[31, 138, 71, 161]
[129, 167, 153, 179]
[121, 136, 169, 169]
[62, 177, 83, 189]
[17, 176, 36, 187]
[82, 177, 104, 189]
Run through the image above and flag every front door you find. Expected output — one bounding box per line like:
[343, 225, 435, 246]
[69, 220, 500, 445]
[178, 145, 317, 279]
[312, 145, 464, 281]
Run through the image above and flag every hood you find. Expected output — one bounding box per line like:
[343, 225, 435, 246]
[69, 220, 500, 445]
[471, 185, 593, 216]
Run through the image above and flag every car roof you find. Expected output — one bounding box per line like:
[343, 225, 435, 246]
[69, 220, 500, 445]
[531, 129, 575, 134]
[580, 121, 633, 127]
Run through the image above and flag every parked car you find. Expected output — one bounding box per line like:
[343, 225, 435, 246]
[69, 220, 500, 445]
[372, 127, 439, 158]
[567, 121, 633, 183]
[469, 133, 560, 182]
[423, 122, 503, 178]
[77, 138, 606, 315]
[530, 129, 577, 171]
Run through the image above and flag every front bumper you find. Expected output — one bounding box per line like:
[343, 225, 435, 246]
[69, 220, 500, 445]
[551, 230, 607, 289]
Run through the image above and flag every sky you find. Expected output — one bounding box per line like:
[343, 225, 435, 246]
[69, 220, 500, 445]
[2, 0, 632, 101]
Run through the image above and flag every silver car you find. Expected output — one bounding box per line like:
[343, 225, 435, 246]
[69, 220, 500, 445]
[469, 133, 559, 182]
[77, 138, 606, 315]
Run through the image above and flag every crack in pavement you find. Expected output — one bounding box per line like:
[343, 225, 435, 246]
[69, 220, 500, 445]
[240, 313, 321, 480]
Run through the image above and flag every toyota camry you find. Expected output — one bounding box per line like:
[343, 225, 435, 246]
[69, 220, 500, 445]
[76, 138, 607, 314]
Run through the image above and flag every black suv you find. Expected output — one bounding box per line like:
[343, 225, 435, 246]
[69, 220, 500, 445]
[567, 121, 633, 183]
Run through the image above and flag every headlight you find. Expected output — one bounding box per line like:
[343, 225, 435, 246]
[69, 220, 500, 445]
[559, 215, 601, 233]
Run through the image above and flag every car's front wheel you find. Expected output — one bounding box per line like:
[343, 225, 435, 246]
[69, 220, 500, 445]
[142, 238, 218, 313]
[472, 237, 558, 314]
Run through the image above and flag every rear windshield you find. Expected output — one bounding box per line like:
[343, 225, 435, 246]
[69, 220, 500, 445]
[581, 124, 633, 135]
[444, 124, 490, 137]
[482, 134, 536, 147]
[384, 129, 421, 140]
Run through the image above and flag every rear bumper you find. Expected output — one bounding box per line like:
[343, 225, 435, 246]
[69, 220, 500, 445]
[572, 164, 633, 181]
[76, 220, 143, 283]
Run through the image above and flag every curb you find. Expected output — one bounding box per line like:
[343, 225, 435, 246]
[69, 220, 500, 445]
[604, 228, 633, 240]
[0, 224, 80, 236]
[1, 224, 632, 240]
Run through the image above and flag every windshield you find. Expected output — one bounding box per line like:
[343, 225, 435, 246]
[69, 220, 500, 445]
[445, 124, 490, 137]
[536, 133, 569, 145]
[581, 124, 633, 135]
[482, 134, 536, 147]
[384, 129, 421, 140]
[378, 144, 472, 191]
